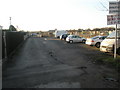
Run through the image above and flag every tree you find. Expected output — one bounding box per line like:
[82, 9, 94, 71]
[9, 25, 17, 31]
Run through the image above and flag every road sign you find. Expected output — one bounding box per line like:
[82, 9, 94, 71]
[109, 1, 120, 14]
[108, 1, 120, 59]
[107, 14, 120, 25]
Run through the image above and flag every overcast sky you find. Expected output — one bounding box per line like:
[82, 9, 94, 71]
[0, 0, 116, 31]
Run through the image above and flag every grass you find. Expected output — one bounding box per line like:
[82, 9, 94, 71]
[93, 54, 120, 71]
[82, 44, 120, 70]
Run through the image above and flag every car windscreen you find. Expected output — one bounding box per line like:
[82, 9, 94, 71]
[106, 31, 120, 39]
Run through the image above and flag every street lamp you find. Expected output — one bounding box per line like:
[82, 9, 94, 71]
[9, 17, 12, 25]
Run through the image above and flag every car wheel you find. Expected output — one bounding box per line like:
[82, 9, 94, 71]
[117, 48, 120, 55]
[82, 39, 86, 43]
[95, 42, 100, 48]
[69, 40, 73, 43]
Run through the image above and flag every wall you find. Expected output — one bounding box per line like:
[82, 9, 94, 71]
[0, 30, 2, 61]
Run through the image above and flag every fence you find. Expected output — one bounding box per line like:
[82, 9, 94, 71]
[2, 31, 27, 59]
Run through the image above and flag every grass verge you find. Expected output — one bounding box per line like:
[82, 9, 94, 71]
[83, 44, 120, 69]
[93, 54, 120, 71]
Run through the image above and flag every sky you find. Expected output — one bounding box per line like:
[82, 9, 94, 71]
[0, 0, 117, 31]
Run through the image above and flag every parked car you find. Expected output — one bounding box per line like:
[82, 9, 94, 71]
[100, 31, 120, 55]
[66, 35, 86, 43]
[86, 36, 107, 48]
[55, 30, 67, 38]
[60, 34, 70, 40]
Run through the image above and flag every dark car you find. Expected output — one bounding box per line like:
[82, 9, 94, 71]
[60, 34, 70, 40]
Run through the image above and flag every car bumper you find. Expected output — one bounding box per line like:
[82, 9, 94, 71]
[100, 46, 113, 52]
[66, 39, 70, 42]
[86, 42, 95, 45]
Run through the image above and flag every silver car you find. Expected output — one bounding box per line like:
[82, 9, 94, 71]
[86, 36, 107, 48]
[66, 35, 86, 43]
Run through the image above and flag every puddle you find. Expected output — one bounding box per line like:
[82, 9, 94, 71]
[103, 77, 119, 82]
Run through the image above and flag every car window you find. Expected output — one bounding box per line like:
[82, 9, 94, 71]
[74, 36, 78, 38]
[99, 37, 103, 40]
[106, 31, 120, 39]
[102, 36, 107, 39]
[63, 35, 65, 37]
[92, 36, 99, 39]
[76, 36, 79, 38]
[72, 36, 75, 38]
[99, 36, 107, 40]
[94, 37, 99, 39]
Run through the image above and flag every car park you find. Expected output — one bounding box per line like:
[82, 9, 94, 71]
[66, 35, 86, 43]
[100, 31, 120, 55]
[60, 34, 70, 40]
[86, 36, 107, 48]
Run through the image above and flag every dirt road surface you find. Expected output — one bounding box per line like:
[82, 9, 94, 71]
[2, 37, 119, 88]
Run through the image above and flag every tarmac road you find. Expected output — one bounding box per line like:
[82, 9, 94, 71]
[2, 37, 119, 88]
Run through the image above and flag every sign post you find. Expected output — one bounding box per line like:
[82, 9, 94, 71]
[108, 0, 120, 59]
[114, 24, 117, 58]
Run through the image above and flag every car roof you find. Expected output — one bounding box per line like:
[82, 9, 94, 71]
[61, 34, 69, 35]
[92, 36, 106, 38]
[69, 35, 78, 36]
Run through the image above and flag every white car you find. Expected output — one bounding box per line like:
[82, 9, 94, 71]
[86, 36, 107, 48]
[66, 35, 86, 43]
[55, 30, 67, 38]
[100, 31, 120, 55]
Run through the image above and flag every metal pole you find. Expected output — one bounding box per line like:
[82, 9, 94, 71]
[114, 24, 117, 59]
[114, 0, 120, 59]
